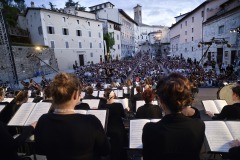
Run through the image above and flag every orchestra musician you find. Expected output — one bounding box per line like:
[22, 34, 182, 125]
[28, 79, 42, 92]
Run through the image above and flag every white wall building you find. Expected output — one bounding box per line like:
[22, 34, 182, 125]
[90, 2, 137, 58]
[169, 0, 228, 61]
[18, 7, 105, 70]
[203, 0, 240, 66]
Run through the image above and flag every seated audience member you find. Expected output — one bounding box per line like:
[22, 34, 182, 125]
[34, 73, 110, 160]
[101, 88, 128, 160]
[0, 87, 5, 102]
[0, 121, 36, 160]
[131, 86, 143, 112]
[135, 89, 162, 119]
[206, 86, 240, 120]
[182, 105, 200, 119]
[83, 86, 98, 99]
[142, 73, 205, 160]
[228, 139, 240, 160]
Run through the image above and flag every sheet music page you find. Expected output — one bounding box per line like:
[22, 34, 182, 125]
[204, 121, 234, 152]
[134, 88, 137, 95]
[27, 98, 34, 103]
[117, 90, 123, 98]
[81, 92, 85, 98]
[123, 87, 128, 94]
[3, 98, 14, 103]
[98, 91, 104, 98]
[225, 121, 240, 140]
[75, 110, 87, 115]
[0, 105, 6, 112]
[87, 110, 107, 129]
[136, 101, 158, 111]
[202, 100, 220, 114]
[150, 119, 161, 123]
[8, 103, 36, 126]
[129, 119, 150, 149]
[214, 100, 227, 113]
[93, 91, 99, 97]
[82, 99, 100, 109]
[25, 102, 52, 125]
[114, 99, 129, 110]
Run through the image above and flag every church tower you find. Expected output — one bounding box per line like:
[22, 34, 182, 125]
[134, 4, 142, 24]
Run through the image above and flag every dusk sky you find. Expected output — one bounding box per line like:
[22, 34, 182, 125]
[25, 0, 206, 27]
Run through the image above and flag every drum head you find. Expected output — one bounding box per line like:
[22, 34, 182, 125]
[218, 84, 235, 105]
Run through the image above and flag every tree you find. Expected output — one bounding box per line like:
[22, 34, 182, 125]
[49, 2, 56, 10]
[104, 32, 115, 54]
[13, 0, 26, 12]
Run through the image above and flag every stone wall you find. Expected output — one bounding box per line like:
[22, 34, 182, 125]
[0, 46, 58, 84]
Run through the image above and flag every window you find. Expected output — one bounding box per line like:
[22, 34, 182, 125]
[99, 43, 102, 48]
[185, 21, 187, 26]
[192, 37, 194, 41]
[185, 48, 187, 52]
[218, 25, 224, 34]
[65, 41, 69, 48]
[62, 17, 66, 22]
[192, 17, 194, 23]
[185, 39, 187, 43]
[201, 11, 204, 17]
[185, 31, 187, 35]
[38, 26, 43, 35]
[176, 44, 178, 51]
[99, 32, 101, 38]
[62, 28, 69, 35]
[50, 41, 55, 48]
[88, 22, 90, 26]
[89, 31, 91, 37]
[192, 28, 194, 33]
[117, 34, 119, 40]
[181, 24, 182, 29]
[192, 47, 194, 52]
[90, 42, 92, 48]
[118, 44, 120, 49]
[110, 25, 112, 28]
[78, 42, 82, 48]
[76, 30, 82, 36]
[77, 20, 79, 24]
[90, 53, 93, 57]
[47, 26, 55, 34]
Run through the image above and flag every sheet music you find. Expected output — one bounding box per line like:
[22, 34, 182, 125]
[134, 88, 137, 95]
[0, 105, 6, 112]
[114, 98, 129, 110]
[24, 102, 51, 125]
[129, 119, 150, 148]
[214, 100, 227, 113]
[3, 98, 14, 103]
[226, 121, 240, 140]
[8, 103, 36, 126]
[87, 110, 107, 128]
[27, 98, 34, 103]
[123, 87, 128, 94]
[82, 99, 100, 109]
[93, 91, 99, 97]
[98, 91, 104, 98]
[81, 92, 85, 98]
[204, 121, 234, 152]
[202, 100, 220, 114]
[136, 100, 158, 111]
[117, 90, 123, 98]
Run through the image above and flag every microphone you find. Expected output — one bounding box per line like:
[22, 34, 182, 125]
[26, 54, 33, 58]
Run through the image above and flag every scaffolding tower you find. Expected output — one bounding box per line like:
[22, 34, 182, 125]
[0, 2, 19, 89]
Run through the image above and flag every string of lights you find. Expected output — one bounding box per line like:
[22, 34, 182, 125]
[230, 26, 240, 33]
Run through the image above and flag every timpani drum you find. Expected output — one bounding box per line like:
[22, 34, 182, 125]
[217, 83, 236, 105]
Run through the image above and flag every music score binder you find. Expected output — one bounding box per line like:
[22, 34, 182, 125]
[8, 102, 51, 126]
[204, 121, 240, 153]
[75, 109, 108, 131]
[129, 119, 161, 149]
[81, 99, 100, 109]
[202, 100, 227, 114]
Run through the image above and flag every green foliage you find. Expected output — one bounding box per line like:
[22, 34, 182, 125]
[104, 32, 115, 53]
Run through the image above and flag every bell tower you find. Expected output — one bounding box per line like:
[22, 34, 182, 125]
[134, 4, 142, 24]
